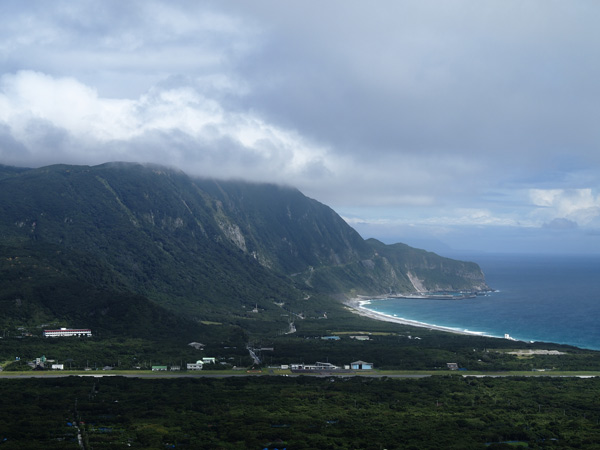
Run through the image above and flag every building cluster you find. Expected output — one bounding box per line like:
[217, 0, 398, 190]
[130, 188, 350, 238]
[320, 334, 370, 341]
[150, 358, 218, 371]
[186, 357, 216, 370]
[29, 328, 379, 373]
[284, 360, 374, 371]
[23, 355, 64, 370]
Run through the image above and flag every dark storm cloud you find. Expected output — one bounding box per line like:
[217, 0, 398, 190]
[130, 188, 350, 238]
[0, 124, 28, 162]
[232, 1, 600, 160]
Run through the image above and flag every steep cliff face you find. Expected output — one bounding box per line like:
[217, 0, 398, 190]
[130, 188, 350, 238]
[194, 179, 373, 274]
[364, 239, 489, 293]
[0, 163, 298, 321]
[0, 162, 489, 325]
[192, 180, 489, 296]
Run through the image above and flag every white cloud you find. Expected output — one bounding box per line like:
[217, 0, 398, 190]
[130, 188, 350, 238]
[529, 189, 565, 207]
[0, 71, 136, 140]
[0, 1, 259, 99]
[0, 70, 489, 209]
[529, 188, 600, 226]
[343, 207, 523, 229]
[0, 70, 339, 185]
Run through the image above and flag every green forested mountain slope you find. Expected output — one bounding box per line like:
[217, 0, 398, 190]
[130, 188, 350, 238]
[194, 179, 372, 274]
[0, 241, 238, 345]
[0, 162, 488, 335]
[193, 178, 488, 295]
[0, 164, 28, 180]
[0, 164, 298, 316]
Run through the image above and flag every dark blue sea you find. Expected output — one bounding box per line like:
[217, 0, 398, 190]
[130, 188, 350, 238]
[362, 254, 600, 350]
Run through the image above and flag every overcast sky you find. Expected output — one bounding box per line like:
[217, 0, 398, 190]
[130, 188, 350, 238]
[1, 1, 599, 254]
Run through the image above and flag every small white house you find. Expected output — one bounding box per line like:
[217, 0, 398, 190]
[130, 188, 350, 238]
[187, 361, 204, 370]
[51, 364, 64, 370]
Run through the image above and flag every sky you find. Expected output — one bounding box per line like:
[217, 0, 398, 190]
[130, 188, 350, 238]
[1, 0, 599, 255]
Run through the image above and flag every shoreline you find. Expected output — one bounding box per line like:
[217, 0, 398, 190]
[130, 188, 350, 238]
[346, 297, 598, 351]
[345, 297, 499, 338]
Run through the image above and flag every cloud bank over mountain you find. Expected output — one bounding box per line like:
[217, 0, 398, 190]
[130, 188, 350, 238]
[1, 0, 599, 253]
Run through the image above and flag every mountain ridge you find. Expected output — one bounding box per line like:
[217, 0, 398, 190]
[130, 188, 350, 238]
[0, 162, 489, 336]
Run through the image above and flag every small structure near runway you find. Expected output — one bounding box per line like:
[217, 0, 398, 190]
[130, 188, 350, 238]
[290, 362, 340, 371]
[350, 360, 373, 370]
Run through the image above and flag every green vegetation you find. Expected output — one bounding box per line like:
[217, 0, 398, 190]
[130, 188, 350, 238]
[2, 359, 32, 371]
[1, 375, 600, 449]
[257, 314, 600, 372]
[0, 162, 497, 372]
[0, 163, 306, 326]
[0, 334, 251, 372]
[0, 162, 488, 332]
[1, 283, 598, 373]
[2, 162, 599, 448]
[2, 312, 599, 373]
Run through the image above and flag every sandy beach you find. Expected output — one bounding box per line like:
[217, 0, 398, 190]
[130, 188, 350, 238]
[344, 297, 492, 337]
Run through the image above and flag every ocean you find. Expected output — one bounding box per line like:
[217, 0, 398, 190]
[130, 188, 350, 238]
[362, 253, 600, 350]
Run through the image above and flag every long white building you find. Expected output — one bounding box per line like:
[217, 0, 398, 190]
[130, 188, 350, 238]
[43, 328, 92, 337]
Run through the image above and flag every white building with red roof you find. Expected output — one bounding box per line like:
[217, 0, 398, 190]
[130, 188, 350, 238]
[43, 328, 92, 338]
